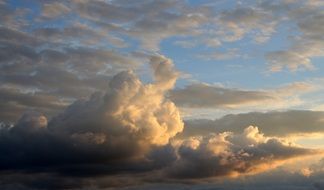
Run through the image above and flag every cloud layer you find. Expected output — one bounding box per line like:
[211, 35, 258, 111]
[1, 0, 324, 122]
[170, 82, 315, 109]
[1, 0, 324, 189]
[182, 110, 324, 138]
[0, 58, 321, 189]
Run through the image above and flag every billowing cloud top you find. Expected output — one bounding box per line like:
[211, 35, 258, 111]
[49, 55, 182, 147]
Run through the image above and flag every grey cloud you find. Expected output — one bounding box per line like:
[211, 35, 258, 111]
[182, 110, 324, 138]
[72, 0, 209, 50]
[266, 1, 324, 71]
[266, 50, 314, 72]
[0, 38, 142, 122]
[41, 2, 70, 19]
[169, 82, 313, 109]
[63, 47, 140, 74]
[217, 6, 277, 43]
[32, 24, 112, 46]
[0, 42, 39, 67]
[1, 1, 164, 123]
[0, 87, 66, 122]
[0, 1, 28, 29]
[170, 83, 272, 108]
[4, 0, 316, 79]
[74, 0, 142, 23]
[298, 11, 324, 41]
[4, 0, 322, 73]
[0, 27, 38, 46]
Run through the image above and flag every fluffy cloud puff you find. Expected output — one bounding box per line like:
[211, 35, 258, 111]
[168, 126, 317, 179]
[49, 55, 182, 147]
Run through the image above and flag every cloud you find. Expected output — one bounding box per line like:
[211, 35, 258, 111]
[0, 55, 183, 175]
[33, 0, 279, 51]
[0, 60, 321, 189]
[72, 0, 208, 50]
[0, 1, 27, 29]
[1, 1, 324, 189]
[171, 83, 272, 108]
[32, 23, 128, 47]
[182, 110, 324, 138]
[0, 87, 67, 122]
[41, 2, 70, 19]
[265, 1, 324, 72]
[170, 82, 315, 109]
[2, 0, 323, 124]
[168, 126, 317, 179]
[217, 6, 277, 43]
[49, 55, 183, 147]
[0, 30, 142, 122]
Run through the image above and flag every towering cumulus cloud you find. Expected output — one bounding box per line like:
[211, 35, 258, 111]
[0, 55, 183, 176]
[49, 54, 182, 149]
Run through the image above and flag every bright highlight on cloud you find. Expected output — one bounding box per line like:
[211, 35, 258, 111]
[49, 55, 183, 148]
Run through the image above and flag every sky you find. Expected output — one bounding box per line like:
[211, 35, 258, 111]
[0, 0, 324, 189]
